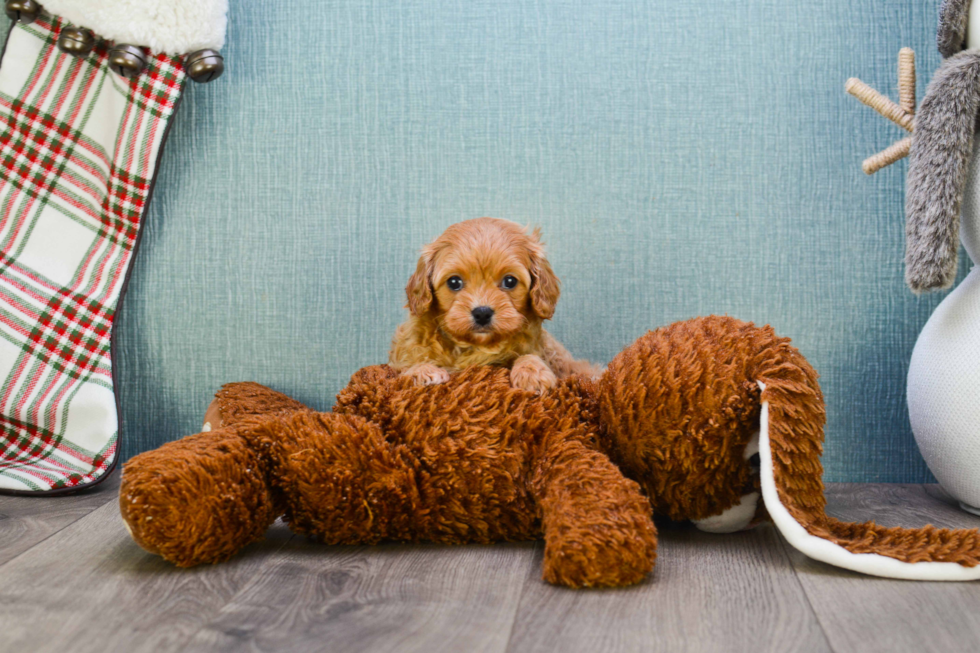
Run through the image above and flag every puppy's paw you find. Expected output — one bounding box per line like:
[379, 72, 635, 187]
[510, 355, 557, 394]
[405, 363, 451, 386]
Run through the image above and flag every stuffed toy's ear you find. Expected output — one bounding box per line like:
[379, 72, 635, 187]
[757, 379, 980, 580]
[405, 247, 435, 316]
[905, 51, 980, 292]
[528, 228, 561, 319]
[938, 0, 971, 58]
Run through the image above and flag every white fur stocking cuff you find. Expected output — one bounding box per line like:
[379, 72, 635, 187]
[39, 0, 228, 55]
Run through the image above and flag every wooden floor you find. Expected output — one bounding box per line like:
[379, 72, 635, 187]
[2, 481, 980, 653]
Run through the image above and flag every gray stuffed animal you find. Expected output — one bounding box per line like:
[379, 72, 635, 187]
[905, 0, 980, 292]
[902, 0, 980, 516]
[848, 1, 980, 515]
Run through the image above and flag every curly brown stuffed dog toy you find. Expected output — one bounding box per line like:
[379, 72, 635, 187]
[120, 317, 980, 587]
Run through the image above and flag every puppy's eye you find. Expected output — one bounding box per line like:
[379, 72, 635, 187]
[446, 276, 464, 291]
[501, 275, 518, 290]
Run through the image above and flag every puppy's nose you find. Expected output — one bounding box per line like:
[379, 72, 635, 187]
[471, 306, 494, 326]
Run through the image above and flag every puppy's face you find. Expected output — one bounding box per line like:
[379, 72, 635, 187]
[406, 218, 560, 347]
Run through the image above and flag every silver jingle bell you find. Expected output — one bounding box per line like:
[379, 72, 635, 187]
[4, 0, 42, 23]
[108, 44, 147, 79]
[184, 49, 224, 84]
[57, 26, 96, 58]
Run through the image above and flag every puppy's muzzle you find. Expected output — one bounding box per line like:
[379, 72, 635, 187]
[471, 306, 494, 327]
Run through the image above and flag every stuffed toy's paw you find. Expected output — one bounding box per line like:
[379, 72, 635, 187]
[119, 428, 279, 567]
[543, 523, 657, 588]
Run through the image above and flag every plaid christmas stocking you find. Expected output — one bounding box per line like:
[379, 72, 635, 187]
[0, 2, 226, 494]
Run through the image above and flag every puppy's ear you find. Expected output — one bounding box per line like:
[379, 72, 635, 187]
[528, 228, 560, 319]
[406, 247, 435, 316]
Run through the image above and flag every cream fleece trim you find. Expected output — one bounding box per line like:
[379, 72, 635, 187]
[758, 381, 980, 581]
[40, 0, 228, 55]
[692, 492, 760, 533]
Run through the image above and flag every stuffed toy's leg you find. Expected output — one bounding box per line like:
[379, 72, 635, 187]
[530, 429, 658, 588]
[120, 426, 278, 567]
[195, 377, 425, 547]
[0, 1, 226, 494]
[203, 381, 311, 431]
[120, 382, 308, 566]
[122, 412, 404, 568]
[244, 409, 427, 546]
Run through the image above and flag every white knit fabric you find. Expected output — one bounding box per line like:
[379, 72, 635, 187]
[908, 266, 980, 511]
[959, 140, 980, 265]
[40, 0, 228, 55]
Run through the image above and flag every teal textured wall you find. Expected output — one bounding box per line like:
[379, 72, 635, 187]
[116, 0, 966, 482]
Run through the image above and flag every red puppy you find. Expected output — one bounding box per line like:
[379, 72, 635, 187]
[389, 218, 600, 393]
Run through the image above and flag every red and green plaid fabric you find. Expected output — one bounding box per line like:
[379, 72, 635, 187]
[0, 15, 185, 492]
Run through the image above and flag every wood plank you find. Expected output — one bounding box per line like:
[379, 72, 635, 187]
[506, 522, 831, 653]
[8, 482, 980, 653]
[0, 498, 293, 653]
[183, 541, 534, 653]
[0, 475, 120, 567]
[787, 483, 980, 653]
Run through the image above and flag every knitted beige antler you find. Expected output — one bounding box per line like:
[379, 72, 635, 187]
[845, 48, 916, 174]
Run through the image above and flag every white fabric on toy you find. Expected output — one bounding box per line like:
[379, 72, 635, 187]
[692, 492, 760, 533]
[958, 139, 980, 266]
[693, 431, 761, 533]
[907, 267, 980, 514]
